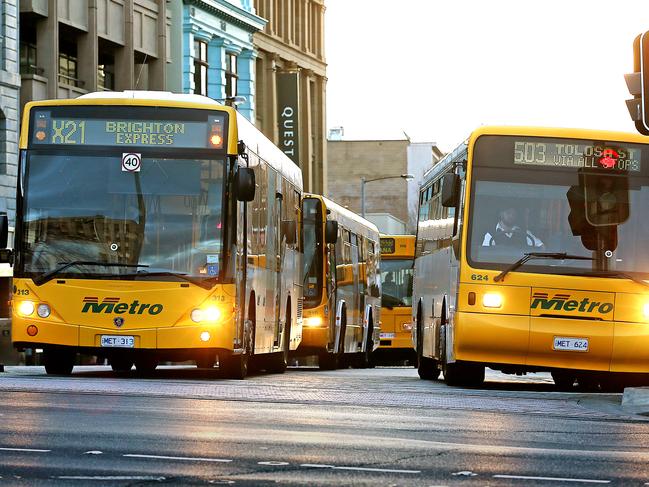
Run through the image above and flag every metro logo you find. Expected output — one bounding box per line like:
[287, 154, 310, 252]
[81, 297, 163, 315]
[530, 293, 613, 315]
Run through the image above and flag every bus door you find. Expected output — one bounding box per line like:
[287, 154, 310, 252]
[327, 238, 337, 349]
[272, 184, 284, 347]
[351, 235, 361, 344]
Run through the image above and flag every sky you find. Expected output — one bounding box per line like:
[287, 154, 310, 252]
[325, 0, 649, 152]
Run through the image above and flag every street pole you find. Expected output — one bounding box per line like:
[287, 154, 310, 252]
[360, 177, 366, 218]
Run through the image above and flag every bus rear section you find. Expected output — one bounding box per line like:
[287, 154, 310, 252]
[375, 235, 416, 365]
[296, 194, 381, 369]
[414, 126, 649, 389]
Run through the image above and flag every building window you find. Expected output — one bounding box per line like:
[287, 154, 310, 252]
[98, 64, 115, 91]
[193, 40, 208, 96]
[58, 34, 81, 87]
[225, 53, 238, 98]
[20, 42, 38, 75]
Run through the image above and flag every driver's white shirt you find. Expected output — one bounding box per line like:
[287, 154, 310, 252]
[482, 222, 543, 247]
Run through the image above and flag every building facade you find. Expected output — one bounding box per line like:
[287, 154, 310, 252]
[253, 0, 327, 194]
[327, 139, 444, 233]
[0, 0, 19, 230]
[167, 0, 265, 122]
[19, 0, 170, 112]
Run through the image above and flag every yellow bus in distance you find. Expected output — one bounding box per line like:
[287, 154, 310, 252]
[5, 91, 303, 379]
[375, 235, 416, 365]
[413, 126, 649, 390]
[297, 194, 381, 369]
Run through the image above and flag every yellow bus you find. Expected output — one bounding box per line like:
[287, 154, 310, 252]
[4, 91, 303, 379]
[413, 126, 649, 389]
[298, 194, 381, 369]
[374, 235, 416, 365]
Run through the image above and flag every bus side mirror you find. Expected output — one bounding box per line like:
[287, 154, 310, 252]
[325, 220, 338, 244]
[235, 167, 255, 202]
[441, 173, 460, 208]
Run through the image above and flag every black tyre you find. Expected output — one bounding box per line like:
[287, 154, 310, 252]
[318, 352, 339, 370]
[134, 357, 158, 374]
[551, 370, 576, 391]
[354, 321, 375, 369]
[43, 349, 75, 375]
[443, 360, 484, 387]
[416, 315, 439, 380]
[221, 353, 248, 379]
[266, 325, 290, 374]
[110, 357, 134, 373]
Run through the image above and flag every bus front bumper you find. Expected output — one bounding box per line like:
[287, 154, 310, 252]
[454, 311, 649, 373]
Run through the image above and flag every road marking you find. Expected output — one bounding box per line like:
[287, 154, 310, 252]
[494, 475, 610, 484]
[300, 463, 420, 474]
[57, 476, 166, 481]
[123, 453, 232, 463]
[83, 451, 103, 455]
[258, 461, 290, 466]
[0, 447, 50, 453]
[452, 471, 477, 476]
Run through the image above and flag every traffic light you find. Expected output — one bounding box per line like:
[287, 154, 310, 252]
[625, 32, 649, 135]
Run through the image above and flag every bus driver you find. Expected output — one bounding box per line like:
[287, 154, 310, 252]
[482, 207, 543, 248]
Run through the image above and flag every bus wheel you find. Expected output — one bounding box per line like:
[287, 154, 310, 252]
[416, 318, 439, 380]
[551, 370, 576, 391]
[43, 348, 75, 375]
[110, 357, 134, 373]
[266, 315, 291, 374]
[443, 360, 484, 387]
[355, 321, 375, 369]
[222, 353, 248, 379]
[134, 357, 158, 375]
[318, 352, 338, 370]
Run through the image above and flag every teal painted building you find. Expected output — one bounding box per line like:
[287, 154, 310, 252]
[167, 0, 266, 122]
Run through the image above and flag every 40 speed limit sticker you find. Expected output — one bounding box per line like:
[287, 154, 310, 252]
[121, 152, 142, 172]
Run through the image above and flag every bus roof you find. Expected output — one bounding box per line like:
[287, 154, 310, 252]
[304, 193, 380, 241]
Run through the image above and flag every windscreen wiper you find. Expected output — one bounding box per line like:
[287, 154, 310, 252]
[133, 270, 216, 290]
[34, 261, 149, 286]
[586, 270, 649, 290]
[494, 252, 594, 283]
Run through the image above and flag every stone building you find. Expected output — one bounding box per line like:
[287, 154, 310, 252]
[19, 0, 170, 111]
[327, 139, 444, 233]
[166, 0, 265, 122]
[0, 0, 19, 229]
[252, 0, 327, 194]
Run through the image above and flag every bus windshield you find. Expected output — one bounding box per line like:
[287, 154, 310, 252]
[468, 135, 649, 277]
[302, 198, 323, 307]
[20, 152, 226, 282]
[381, 259, 413, 308]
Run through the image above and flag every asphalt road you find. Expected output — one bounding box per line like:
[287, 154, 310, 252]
[0, 366, 648, 486]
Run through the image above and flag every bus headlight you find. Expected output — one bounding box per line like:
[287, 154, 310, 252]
[643, 303, 649, 318]
[483, 293, 503, 308]
[17, 301, 35, 317]
[37, 304, 51, 318]
[304, 316, 323, 327]
[191, 306, 222, 323]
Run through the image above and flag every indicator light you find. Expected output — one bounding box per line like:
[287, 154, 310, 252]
[643, 303, 649, 318]
[37, 303, 51, 318]
[483, 293, 503, 308]
[17, 301, 35, 317]
[209, 134, 222, 147]
[304, 317, 323, 327]
[35, 131, 46, 141]
[26, 325, 38, 337]
[200, 331, 211, 342]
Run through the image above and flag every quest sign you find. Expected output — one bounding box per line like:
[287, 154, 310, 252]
[277, 71, 300, 166]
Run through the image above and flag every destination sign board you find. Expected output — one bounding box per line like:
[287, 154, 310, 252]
[30, 110, 226, 149]
[512, 140, 641, 172]
[380, 237, 396, 254]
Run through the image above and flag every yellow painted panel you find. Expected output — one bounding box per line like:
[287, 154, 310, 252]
[457, 283, 531, 315]
[454, 311, 528, 365]
[528, 317, 613, 371]
[12, 316, 78, 346]
[530, 288, 614, 320]
[157, 322, 236, 350]
[301, 327, 329, 349]
[611, 322, 649, 373]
